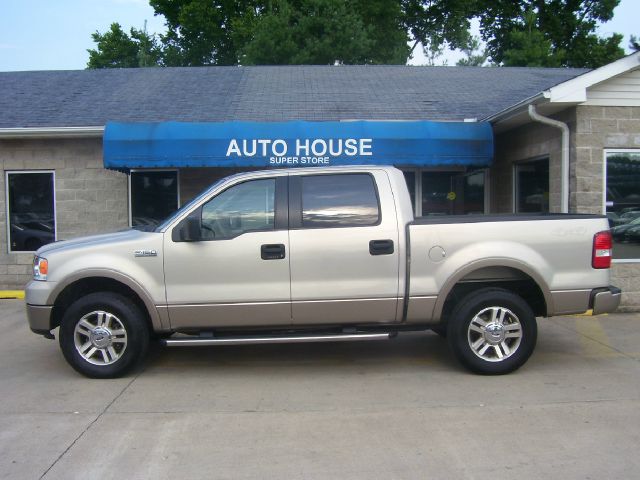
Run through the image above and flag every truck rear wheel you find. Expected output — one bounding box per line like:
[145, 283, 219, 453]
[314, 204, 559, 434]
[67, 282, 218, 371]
[59, 292, 149, 378]
[447, 288, 537, 375]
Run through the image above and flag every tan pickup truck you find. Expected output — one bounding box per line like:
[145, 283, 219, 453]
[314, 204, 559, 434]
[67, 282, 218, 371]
[26, 166, 620, 377]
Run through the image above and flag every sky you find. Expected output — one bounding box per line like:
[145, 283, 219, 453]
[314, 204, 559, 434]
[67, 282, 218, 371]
[0, 0, 638, 72]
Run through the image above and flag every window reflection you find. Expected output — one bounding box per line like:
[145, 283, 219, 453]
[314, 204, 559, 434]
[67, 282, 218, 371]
[422, 172, 455, 215]
[403, 171, 416, 213]
[131, 171, 178, 228]
[201, 179, 275, 239]
[607, 151, 640, 260]
[516, 159, 549, 213]
[301, 174, 380, 228]
[7, 172, 56, 252]
[462, 171, 485, 214]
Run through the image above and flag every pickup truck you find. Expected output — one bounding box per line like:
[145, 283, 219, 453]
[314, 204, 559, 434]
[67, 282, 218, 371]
[26, 166, 621, 378]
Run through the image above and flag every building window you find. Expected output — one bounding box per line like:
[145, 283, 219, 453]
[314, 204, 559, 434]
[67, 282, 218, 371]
[402, 171, 416, 213]
[422, 171, 456, 215]
[130, 170, 179, 228]
[515, 158, 549, 213]
[301, 174, 380, 228]
[402, 168, 486, 216]
[605, 150, 640, 261]
[461, 170, 486, 215]
[6, 171, 56, 252]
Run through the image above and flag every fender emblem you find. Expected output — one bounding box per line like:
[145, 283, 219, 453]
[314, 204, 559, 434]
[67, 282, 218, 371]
[134, 249, 157, 257]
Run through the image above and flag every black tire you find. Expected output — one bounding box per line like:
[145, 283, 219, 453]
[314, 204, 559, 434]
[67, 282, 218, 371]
[447, 288, 537, 375]
[59, 292, 149, 378]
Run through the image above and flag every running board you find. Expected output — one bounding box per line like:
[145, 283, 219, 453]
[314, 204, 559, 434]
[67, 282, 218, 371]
[163, 332, 391, 347]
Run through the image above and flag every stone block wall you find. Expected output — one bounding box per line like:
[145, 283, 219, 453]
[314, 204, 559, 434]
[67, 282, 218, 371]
[575, 105, 640, 310]
[0, 137, 128, 289]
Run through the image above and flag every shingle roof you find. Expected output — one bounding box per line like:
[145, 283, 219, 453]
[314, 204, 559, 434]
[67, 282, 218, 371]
[0, 65, 589, 128]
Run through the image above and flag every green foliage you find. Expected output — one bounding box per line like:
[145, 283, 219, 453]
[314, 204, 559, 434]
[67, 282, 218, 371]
[87, 23, 161, 69]
[149, 0, 256, 66]
[236, 0, 408, 65]
[403, 0, 476, 63]
[502, 9, 562, 67]
[150, 0, 409, 65]
[478, 0, 625, 68]
[87, 23, 139, 68]
[456, 36, 488, 66]
[565, 31, 624, 68]
[630, 35, 640, 52]
[89, 0, 628, 68]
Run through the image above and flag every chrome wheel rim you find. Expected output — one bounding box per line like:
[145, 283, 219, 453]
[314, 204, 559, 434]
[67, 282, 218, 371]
[73, 311, 127, 366]
[467, 306, 522, 362]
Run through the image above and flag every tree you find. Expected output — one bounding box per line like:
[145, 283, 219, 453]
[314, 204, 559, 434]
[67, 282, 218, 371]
[502, 10, 562, 67]
[87, 22, 161, 68]
[630, 35, 640, 52]
[148, 0, 477, 66]
[402, 0, 476, 63]
[478, 0, 625, 68]
[90, 0, 627, 68]
[236, 0, 408, 65]
[150, 0, 409, 66]
[149, 0, 256, 66]
[456, 36, 488, 66]
[134, 22, 163, 67]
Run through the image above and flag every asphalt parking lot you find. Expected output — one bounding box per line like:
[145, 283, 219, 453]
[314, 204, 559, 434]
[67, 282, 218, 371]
[1, 299, 639, 480]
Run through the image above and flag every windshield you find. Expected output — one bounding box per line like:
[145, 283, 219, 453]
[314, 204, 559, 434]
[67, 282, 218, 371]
[154, 178, 227, 232]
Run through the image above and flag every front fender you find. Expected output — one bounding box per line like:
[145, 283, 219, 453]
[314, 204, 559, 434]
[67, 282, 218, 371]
[46, 269, 167, 331]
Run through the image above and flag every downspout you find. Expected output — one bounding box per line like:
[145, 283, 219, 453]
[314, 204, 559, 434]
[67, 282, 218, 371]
[527, 105, 570, 213]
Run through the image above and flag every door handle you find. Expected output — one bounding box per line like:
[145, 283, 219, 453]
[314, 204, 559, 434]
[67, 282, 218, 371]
[369, 239, 394, 256]
[261, 243, 286, 260]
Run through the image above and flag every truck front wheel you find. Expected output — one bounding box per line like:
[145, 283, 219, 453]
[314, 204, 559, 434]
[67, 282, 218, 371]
[447, 288, 537, 375]
[59, 292, 149, 378]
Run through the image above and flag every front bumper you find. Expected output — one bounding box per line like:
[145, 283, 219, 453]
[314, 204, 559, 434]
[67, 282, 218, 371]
[27, 303, 54, 335]
[591, 286, 622, 315]
[25, 279, 57, 336]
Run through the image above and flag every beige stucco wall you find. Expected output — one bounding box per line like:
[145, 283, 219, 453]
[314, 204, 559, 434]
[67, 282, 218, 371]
[0, 137, 128, 289]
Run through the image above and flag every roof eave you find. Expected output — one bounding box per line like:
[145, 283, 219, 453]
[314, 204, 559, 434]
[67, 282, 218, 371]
[546, 51, 640, 103]
[0, 126, 104, 139]
[484, 51, 640, 126]
[481, 92, 547, 124]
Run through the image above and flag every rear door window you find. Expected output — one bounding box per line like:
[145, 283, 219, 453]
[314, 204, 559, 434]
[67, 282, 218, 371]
[300, 174, 380, 228]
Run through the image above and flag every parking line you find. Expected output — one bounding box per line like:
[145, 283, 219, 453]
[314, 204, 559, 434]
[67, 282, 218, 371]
[575, 316, 615, 357]
[0, 290, 25, 299]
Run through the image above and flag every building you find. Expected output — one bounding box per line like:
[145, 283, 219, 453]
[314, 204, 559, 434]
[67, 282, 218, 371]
[1, 53, 639, 309]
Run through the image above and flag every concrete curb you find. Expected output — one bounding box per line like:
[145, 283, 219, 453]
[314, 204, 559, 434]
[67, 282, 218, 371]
[0, 290, 25, 299]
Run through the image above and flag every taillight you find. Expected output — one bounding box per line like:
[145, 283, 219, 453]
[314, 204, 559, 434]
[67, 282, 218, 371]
[592, 231, 612, 269]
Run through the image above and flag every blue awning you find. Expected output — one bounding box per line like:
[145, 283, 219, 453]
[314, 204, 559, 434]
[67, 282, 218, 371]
[103, 120, 493, 170]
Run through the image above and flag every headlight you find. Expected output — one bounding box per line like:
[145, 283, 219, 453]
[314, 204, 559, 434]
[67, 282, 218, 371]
[33, 256, 48, 281]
